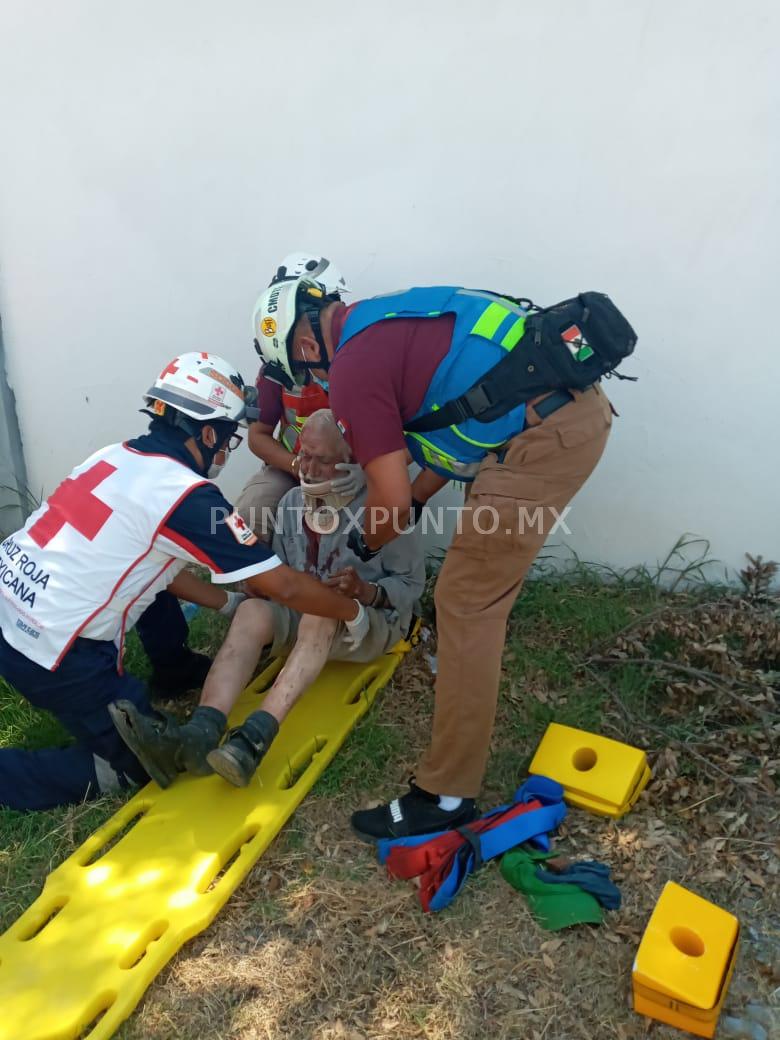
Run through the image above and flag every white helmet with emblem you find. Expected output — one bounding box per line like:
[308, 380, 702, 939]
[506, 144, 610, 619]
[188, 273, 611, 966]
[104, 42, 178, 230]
[252, 277, 331, 389]
[144, 352, 254, 426]
[270, 253, 350, 296]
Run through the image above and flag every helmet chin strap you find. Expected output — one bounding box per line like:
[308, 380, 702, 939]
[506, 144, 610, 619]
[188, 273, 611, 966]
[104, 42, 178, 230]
[289, 300, 332, 380]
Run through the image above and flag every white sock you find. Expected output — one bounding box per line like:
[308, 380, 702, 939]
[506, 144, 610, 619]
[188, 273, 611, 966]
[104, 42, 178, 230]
[438, 795, 463, 811]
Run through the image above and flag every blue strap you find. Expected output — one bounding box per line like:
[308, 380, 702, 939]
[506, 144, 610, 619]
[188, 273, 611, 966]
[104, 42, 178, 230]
[428, 801, 566, 911]
[378, 776, 567, 911]
[377, 776, 566, 863]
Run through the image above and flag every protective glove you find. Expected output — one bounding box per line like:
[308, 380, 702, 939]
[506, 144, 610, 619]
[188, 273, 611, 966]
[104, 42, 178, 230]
[331, 462, 366, 498]
[219, 590, 247, 619]
[344, 600, 370, 650]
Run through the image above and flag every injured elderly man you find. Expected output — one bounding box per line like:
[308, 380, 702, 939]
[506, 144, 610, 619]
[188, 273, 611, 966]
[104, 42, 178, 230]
[111, 410, 425, 789]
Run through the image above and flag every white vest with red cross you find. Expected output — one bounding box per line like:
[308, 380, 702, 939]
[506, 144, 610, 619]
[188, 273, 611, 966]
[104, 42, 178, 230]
[0, 443, 207, 670]
[278, 383, 330, 452]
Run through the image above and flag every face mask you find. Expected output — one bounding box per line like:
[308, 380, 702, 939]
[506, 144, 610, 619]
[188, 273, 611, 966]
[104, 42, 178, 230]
[300, 474, 353, 534]
[206, 446, 231, 480]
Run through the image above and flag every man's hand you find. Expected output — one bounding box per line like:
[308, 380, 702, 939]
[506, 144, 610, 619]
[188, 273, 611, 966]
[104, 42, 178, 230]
[325, 566, 373, 604]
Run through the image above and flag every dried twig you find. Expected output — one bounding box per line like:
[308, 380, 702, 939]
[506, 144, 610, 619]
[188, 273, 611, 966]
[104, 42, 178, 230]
[588, 655, 774, 728]
[583, 664, 736, 782]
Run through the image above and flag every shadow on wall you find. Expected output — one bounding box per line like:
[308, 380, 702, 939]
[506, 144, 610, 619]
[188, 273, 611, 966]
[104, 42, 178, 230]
[0, 313, 33, 538]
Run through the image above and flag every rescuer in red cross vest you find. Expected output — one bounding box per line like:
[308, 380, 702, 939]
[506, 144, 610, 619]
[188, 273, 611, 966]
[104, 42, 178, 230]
[234, 253, 365, 539]
[0, 352, 369, 811]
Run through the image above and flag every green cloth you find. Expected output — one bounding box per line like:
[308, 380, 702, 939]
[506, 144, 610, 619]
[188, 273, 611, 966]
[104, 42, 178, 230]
[500, 847, 604, 931]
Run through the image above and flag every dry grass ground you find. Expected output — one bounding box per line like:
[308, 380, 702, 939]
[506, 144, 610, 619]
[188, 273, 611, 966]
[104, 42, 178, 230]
[1, 571, 778, 1040]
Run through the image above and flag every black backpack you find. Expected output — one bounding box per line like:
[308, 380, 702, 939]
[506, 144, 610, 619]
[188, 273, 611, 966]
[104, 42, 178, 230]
[404, 291, 637, 434]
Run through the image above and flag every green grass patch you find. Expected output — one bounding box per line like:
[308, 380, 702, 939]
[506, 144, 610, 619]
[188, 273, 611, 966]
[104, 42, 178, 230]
[313, 715, 406, 797]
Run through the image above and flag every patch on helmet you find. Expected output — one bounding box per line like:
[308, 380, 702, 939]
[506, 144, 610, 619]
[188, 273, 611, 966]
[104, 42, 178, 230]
[225, 511, 258, 545]
[261, 317, 277, 337]
[208, 384, 226, 406]
[202, 367, 244, 398]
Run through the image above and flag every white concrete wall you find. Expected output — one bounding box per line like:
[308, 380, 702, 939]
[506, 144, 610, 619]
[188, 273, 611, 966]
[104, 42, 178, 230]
[0, 0, 778, 578]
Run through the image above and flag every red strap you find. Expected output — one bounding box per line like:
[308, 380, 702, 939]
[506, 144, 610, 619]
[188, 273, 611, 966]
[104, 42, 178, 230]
[385, 799, 543, 881]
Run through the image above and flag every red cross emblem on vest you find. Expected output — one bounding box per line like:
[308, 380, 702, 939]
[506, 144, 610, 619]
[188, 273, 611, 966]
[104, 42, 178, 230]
[28, 461, 117, 548]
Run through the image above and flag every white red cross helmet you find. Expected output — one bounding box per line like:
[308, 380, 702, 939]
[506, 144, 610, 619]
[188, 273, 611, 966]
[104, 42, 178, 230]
[144, 352, 250, 425]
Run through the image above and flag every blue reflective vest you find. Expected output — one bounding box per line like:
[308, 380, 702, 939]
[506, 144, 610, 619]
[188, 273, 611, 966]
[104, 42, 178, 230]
[336, 287, 528, 480]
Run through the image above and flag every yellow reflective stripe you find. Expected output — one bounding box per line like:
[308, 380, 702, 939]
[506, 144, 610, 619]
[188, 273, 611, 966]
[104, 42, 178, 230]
[500, 316, 526, 350]
[428, 403, 505, 449]
[449, 424, 507, 449]
[406, 432, 457, 473]
[470, 301, 510, 339]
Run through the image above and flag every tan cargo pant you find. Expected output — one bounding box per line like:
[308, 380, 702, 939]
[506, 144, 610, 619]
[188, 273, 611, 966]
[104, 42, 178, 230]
[415, 384, 614, 798]
[235, 464, 298, 542]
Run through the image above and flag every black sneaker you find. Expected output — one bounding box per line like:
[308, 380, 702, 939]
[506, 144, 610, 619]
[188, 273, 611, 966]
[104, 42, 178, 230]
[351, 781, 477, 843]
[150, 650, 212, 698]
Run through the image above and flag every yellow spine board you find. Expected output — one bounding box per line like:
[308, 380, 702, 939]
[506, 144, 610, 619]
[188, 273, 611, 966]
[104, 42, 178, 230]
[0, 641, 412, 1040]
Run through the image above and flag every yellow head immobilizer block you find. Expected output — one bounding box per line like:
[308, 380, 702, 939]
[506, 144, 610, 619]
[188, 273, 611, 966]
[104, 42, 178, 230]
[528, 722, 651, 817]
[632, 881, 740, 1038]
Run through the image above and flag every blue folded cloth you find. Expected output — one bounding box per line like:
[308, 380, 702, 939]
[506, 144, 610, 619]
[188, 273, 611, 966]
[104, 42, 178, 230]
[534, 859, 621, 910]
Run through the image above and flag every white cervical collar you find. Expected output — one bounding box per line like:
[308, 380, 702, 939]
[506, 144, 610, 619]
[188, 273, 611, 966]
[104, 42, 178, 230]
[300, 475, 354, 535]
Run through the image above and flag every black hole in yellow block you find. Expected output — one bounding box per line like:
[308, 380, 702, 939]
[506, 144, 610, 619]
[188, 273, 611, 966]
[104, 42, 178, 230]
[670, 926, 705, 958]
[572, 747, 598, 771]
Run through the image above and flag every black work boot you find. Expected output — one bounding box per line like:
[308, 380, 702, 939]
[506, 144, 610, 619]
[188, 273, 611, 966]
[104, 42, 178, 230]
[351, 780, 477, 843]
[206, 710, 279, 788]
[109, 700, 183, 789]
[150, 650, 212, 698]
[109, 701, 227, 788]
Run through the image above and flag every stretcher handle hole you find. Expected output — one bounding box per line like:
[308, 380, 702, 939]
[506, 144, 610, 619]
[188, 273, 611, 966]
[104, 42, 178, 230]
[200, 826, 261, 893]
[572, 747, 598, 771]
[119, 920, 169, 970]
[79, 805, 150, 866]
[279, 736, 329, 789]
[344, 681, 372, 706]
[76, 991, 117, 1040]
[343, 666, 382, 705]
[670, 926, 705, 958]
[18, 897, 69, 941]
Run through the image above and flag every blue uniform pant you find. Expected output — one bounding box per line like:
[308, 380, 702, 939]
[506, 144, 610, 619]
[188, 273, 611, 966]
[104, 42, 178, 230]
[135, 589, 189, 666]
[0, 591, 188, 811]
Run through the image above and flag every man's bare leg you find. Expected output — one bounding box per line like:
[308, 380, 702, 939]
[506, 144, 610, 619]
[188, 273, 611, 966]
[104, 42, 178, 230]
[207, 614, 337, 787]
[110, 600, 281, 788]
[199, 598, 276, 716]
[262, 614, 337, 722]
